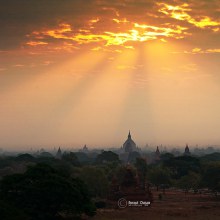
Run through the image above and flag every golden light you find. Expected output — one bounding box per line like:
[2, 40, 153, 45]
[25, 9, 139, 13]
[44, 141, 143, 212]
[26, 17, 189, 50]
[157, 2, 220, 30]
[52, 48, 141, 143]
[192, 17, 220, 29]
[26, 41, 48, 46]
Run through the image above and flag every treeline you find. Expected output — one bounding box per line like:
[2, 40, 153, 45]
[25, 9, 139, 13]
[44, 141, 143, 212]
[150, 152, 220, 193]
[0, 151, 220, 219]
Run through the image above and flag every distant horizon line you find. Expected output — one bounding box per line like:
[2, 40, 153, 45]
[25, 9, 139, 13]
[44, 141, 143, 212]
[1, 144, 220, 152]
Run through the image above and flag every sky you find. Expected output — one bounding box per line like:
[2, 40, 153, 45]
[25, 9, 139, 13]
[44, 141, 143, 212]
[0, 0, 220, 150]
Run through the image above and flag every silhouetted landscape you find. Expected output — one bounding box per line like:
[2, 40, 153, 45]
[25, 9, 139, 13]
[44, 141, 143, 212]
[1, 0, 220, 219]
[0, 136, 220, 219]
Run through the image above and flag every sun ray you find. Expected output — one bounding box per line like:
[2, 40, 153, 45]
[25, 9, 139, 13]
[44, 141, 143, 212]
[0, 50, 108, 144]
[56, 49, 139, 144]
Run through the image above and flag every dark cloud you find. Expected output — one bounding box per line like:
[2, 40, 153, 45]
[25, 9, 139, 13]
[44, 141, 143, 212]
[0, 0, 219, 50]
[0, 0, 97, 49]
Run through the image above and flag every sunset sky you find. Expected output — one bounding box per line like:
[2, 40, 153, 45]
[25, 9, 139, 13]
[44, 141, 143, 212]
[0, 0, 220, 150]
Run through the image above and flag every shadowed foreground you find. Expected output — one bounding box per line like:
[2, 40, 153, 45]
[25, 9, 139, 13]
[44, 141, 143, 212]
[92, 190, 220, 220]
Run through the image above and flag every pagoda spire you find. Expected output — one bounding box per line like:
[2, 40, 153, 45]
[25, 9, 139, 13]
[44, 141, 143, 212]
[156, 146, 160, 154]
[128, 130, 131, 139]
[56, 147, 62, 159]
[184, 144, 190, 156]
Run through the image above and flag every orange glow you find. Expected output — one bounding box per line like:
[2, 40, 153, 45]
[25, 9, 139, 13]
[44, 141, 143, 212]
[26, 41, 48, 46]
[27, 20, 188, 50]
[89, 18, 100, 23]
[1, 0, 220, 148]
[177, 47, 220, 54]
[158, 3, 220, 30]
[43, 23, 72, 38]
[112, 18, 129, 24]
[192, 17, 220, 29]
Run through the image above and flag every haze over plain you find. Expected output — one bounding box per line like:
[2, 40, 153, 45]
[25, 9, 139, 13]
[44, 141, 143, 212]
[0, 0, 220, 149]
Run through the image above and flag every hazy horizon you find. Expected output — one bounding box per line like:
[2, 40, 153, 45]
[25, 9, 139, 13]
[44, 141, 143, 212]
[1, 129, 220, 151]
[1, 0, 220, 149]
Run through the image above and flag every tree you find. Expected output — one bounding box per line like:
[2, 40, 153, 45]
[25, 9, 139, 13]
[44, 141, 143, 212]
[0, 200, 30, 220]
[74, 152, 90, 164]
[15, 154, 35, 162]
[78, 166, 109, 198]
[163, 156, 200, 179]
[176, 172, 201, 193]
[201, 162, 220, 192]
[95, 151, 120, 164]
[135, 158, 147, 189]
[120, 167, 137, 187]
[39, 152, 53, 158]
[148, 166, 172, 191]
[160, 153, 174, 161]
[62, 152, 80, 166]
[115, 166, 137, 187]
[128, 151, 141, 163]
[0, 163, 96, 220]
[200, 153, 220, 162]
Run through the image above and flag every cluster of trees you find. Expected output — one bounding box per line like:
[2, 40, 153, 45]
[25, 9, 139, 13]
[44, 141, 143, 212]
[0, 151, 220, 219]
[148, 153, 220, 193]
[0, 163, 96, 220]
[0, 151, 121, 220]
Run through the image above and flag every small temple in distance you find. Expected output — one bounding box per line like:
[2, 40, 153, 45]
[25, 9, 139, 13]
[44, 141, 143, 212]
[119, 131, 141, 163]
[154, 146, 161, 162]
[81, 144, 89, 153]
[56, 147, 62, 159]
[184, 144, 191, 156]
